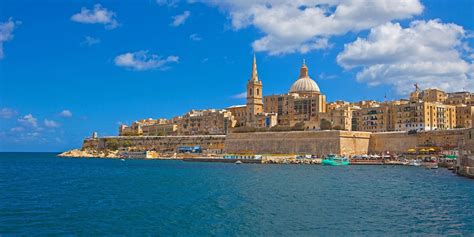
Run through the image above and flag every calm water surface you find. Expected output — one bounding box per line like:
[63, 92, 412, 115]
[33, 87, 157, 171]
[1, 153, 473, 236]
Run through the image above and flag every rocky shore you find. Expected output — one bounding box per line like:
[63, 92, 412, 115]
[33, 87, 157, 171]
[58, 149, 120, 158]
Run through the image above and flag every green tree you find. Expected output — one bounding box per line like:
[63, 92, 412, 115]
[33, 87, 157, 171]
[320, 119, 332, 130]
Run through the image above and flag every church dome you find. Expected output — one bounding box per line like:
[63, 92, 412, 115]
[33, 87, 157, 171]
[289, 61, 320, 93]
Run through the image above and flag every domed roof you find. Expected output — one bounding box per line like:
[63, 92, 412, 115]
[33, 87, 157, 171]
[289, 61, 320, 93]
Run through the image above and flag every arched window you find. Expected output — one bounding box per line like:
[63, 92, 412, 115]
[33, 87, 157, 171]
[257, 88, 260, 95]
[249, 89, 252, 95]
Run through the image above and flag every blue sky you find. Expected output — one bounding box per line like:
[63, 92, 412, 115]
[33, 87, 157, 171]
[0, 0, 473, 151]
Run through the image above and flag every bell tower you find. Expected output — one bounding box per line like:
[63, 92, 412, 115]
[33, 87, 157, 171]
[246, 54, 263, 126]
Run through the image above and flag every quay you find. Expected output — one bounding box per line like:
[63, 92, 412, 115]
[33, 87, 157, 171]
[182, 158, 262, 164]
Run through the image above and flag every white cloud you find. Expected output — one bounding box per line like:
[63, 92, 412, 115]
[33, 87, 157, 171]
[18, 114, 38, 127]
[59, 110, 73, 118]
[157, 0, 179, 7]
[71, 4, 119, 29]
[0, 18, 20, 59]
[0, 108, 17, 119]
[189, 33, 202, 41]
[337, 20, 474, 95]
[170, 11, 190, 27]
[201, 0, 423, 55]
[10, 126, 24, 132]
[114, 50, 179, 71]
[81, 36, 100, 46]
[44, 119, 60, 128]
[231, 92, 247, 99]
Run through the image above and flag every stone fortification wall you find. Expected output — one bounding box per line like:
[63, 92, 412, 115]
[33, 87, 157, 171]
[339, 131, 372, 155]
[369, 129, 466, 153]
[82, 129, 466, 156]
[224, 131, 371, 156]
[83, 135, 226, 153]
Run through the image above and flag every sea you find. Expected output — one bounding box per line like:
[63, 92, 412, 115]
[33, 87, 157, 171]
[1, 152, 473, 236]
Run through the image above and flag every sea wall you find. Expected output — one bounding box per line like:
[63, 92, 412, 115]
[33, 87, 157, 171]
[224, 131, 371, 156]
[456, 155, 474, 178]
[83, 135, 226, 153]
[369, 129, 466, 153]
[81, 129, 467, 156]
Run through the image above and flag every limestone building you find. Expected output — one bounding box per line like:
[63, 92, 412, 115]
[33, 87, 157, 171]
[246, 55, 264, 127]
[119, 118, 177, 136]
[455, 105, 474, 128]
[178, 109, 236, 135]
[446, 91, 473, 105]
[263, 61, 327, 127]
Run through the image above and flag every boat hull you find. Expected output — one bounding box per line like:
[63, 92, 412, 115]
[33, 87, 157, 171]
[322, 159, 349, 166]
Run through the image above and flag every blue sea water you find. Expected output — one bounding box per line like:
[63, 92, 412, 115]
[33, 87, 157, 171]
[1, 153, 473, 236]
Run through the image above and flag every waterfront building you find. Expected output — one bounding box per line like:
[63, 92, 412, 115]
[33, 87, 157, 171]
[320, 104, 354, 130]
[351, 101, 407, 132]
[446, 91, 474, 105]
[226, 105, 247, 127]
[455, 105, 474, 128]
[394, 101, 456, 131]
[119, 118, 177, 136]
[178, 109, 236, 135]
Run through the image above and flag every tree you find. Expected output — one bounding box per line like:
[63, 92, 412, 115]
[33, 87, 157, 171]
[292, 122, 306, 131]
[333, 125, 342, 130]
[106, 139, 120, 150]
[320, 119, 332, 130]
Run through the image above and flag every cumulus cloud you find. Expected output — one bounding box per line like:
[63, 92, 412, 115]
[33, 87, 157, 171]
[81, 36, 100, 46]
[0, 108, 17, 119]
[189, 33, 202, 41]
[59, 110, 73, 118]
[231, 92, 247, 99]
[10, 126, 24, 132]
[44, 119, 60, 128]
[71, 4, 119, 29]
[170, 11, 190, 27]
[337, 20, 474, 95]
[114, 50, 179, 71]
[157, 0, 179, 7]
[18, 114, 38, 127]
[0, 18, 20, 59]
[201, 0, 423, 55]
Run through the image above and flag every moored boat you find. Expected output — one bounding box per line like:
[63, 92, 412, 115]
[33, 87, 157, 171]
[408, 160, 421, 166]
[322, 154, 349, 166]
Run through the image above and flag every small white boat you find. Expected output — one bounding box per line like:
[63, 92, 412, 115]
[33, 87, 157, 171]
[120, 159, 125, 161]
[409, 160, 421, 166]
[235, 160, 243, 164]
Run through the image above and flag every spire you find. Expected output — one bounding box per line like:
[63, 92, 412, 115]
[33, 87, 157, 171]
[299, 59, 309, 78]
[251, 53, 259, 82]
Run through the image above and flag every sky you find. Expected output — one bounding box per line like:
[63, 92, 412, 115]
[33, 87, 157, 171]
[0, 0, 473, 152]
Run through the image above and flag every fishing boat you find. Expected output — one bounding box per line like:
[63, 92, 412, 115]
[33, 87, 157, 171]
[322, 154, 349, 166]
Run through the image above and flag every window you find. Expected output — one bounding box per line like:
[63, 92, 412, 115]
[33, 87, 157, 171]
[257, 88, 260, 95]
[249, 89, 252, 95]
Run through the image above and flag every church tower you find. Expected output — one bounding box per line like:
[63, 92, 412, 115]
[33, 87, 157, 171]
[246, 54, 263, 126]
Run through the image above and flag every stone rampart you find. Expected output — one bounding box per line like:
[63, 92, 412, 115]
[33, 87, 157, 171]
[369, 129, 466, 153]
[82, 129, 467, 156]
[224, 131, 371, 156]
[83, 135, 226, 153]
